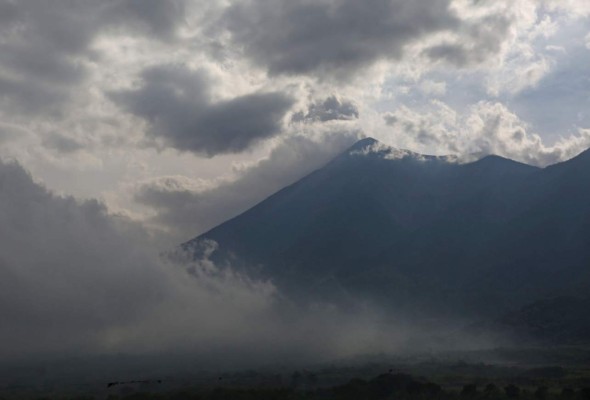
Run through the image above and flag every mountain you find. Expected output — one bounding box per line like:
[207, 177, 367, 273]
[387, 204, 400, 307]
[496, 296, 590, 344]
[183, 138, 590, 317]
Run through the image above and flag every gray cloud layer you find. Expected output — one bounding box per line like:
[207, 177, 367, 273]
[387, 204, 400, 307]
[112, 65, 294, 156]
[220, 0, 459, 78]
[0, 0, 186, 115]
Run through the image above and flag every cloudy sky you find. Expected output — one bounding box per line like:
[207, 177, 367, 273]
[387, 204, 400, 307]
[0, 0, 589, 242]
[0, 0, 589, 361]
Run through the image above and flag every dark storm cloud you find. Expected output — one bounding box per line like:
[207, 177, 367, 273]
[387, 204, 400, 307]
[219, 0, 459, 79]
[0, 0, 96, 112]
[0, 0, 186, 115]
[111, 65, 294, 156]
[292, 96, 359, 123]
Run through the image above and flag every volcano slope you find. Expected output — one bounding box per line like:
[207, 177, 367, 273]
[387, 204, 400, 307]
[183, 138, 590, 318]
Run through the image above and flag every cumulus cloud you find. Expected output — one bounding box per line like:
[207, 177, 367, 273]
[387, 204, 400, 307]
[383, 100, 590, 166]
[292, 96, 359, 123]
[134, 131, 361, 240]
[111, 65, 294, 156]
[217, 0, 544, 80]
[416, 1, 566, 99]
[219, 0, 459, 79]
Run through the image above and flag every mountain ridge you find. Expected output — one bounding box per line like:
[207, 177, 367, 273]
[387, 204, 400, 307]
[183, 137, 590, 319]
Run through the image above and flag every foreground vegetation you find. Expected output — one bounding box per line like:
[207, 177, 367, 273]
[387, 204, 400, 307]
[4, 347, 590, 400]
[96, 373, 590, 400]
[18, 371, 590, 400]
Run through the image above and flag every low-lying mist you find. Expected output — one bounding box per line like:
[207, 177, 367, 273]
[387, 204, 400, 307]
[0, 159, 505, 371]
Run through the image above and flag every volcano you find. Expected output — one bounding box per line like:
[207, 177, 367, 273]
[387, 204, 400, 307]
[184, 138, 590, 317]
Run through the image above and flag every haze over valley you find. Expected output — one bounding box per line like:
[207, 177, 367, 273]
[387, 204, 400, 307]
[1, 0, 590, 398]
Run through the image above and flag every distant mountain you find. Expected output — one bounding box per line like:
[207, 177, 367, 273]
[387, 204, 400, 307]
[496, 296, 590, 344]
[183, 138, 590, 318]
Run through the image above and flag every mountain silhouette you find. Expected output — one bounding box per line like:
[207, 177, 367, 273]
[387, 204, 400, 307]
[183, 138, 590, 317]
[497, 296, 590, 344]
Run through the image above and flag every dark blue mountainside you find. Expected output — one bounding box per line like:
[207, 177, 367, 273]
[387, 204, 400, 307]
[183, 138, 590, 318]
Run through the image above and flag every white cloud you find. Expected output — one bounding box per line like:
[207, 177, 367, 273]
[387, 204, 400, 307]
[383, 100, 590, 166]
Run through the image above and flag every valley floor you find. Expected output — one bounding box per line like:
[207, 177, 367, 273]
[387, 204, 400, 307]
[3, 347, 590, 400]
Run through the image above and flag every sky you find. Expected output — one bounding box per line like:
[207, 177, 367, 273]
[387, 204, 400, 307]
[0, 0, 589, 362]
[0, 0, 589, 241]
